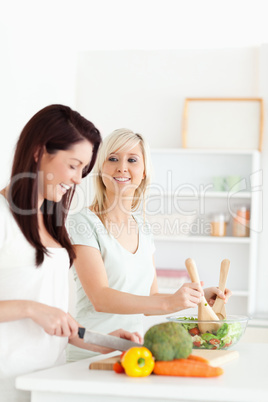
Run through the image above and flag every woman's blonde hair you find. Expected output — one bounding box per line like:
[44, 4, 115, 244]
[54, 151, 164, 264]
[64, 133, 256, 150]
[91, 128, 152, 216]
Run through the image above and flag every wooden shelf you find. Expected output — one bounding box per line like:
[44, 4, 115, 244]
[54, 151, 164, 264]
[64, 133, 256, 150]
[151, 148, 260, 156]
[154, 236, 251, 244]
[148, 191, 251, 199]
[149, 148, 260, 315]
[231, 290, 249, 297]
[158, 288, 249, 296]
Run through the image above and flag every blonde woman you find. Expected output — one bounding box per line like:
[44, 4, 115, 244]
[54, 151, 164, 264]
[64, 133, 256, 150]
[67, 129, 231, 361]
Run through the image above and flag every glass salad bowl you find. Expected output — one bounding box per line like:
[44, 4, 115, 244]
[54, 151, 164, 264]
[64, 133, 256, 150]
[167, 315, 249, 350]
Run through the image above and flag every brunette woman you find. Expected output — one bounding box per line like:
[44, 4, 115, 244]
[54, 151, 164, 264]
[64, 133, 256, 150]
[0, 107, 141, 402]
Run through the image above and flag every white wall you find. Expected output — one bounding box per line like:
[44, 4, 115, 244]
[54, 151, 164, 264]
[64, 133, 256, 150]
[0, 24, 77, 188]
[76, 48, 259, 145]
[0, 0, 267, 316]
[1, 0, 268, 186]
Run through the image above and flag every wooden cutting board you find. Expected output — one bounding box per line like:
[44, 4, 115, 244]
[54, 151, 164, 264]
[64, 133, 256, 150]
[89, 349, 239, 370]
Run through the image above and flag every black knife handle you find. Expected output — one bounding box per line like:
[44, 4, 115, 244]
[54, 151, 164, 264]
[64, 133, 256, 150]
[78, 327, 86, 339]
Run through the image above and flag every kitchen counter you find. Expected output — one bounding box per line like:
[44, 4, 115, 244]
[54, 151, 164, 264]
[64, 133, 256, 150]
[16, 343, 267, 402]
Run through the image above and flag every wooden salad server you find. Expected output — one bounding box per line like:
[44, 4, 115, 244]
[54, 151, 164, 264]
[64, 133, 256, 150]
[212, 259, 230, 320]
[185, 258, 220, 333]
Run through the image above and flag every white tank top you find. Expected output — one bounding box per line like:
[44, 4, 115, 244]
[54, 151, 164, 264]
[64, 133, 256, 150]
[0, 195, 70, 400]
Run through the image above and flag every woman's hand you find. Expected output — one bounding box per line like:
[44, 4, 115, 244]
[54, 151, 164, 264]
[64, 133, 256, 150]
[29, 302, 78, 338]
[170, 282, 204, 311]
[69, 327, 143, 353]
[204, 287, 232, 307]
[97, 329, 143, 353]
[109, 328, 143, 345]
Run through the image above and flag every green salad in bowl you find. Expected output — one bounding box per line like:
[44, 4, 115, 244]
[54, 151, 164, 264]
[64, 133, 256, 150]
[167, 315, 248, 350]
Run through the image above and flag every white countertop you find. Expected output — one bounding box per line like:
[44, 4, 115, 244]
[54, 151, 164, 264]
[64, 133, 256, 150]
[16, 343, 268, 402]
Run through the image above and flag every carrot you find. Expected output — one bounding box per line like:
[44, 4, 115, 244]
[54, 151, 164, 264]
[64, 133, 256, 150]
[187, 354, 209, 364]
[153, 359, 224, 377]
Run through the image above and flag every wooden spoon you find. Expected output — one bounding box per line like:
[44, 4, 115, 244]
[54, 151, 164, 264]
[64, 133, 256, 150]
[212, 259, 230, 320]
[185, 258, 220, 333]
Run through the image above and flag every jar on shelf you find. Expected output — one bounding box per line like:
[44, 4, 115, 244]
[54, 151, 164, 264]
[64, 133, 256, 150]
[232, 206, 250, 237]
[210, 213, 227, 237]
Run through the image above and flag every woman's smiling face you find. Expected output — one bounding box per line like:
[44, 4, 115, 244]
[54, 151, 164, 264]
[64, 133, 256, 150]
[101, 143, 145, 198]
[38, 140, 93, 205]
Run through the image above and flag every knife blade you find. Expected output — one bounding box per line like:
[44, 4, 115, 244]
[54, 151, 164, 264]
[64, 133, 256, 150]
[78, 327, 141, 351]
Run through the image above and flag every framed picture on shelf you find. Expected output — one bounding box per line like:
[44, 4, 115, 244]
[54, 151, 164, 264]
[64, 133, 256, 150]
[182, 98, 263, 151]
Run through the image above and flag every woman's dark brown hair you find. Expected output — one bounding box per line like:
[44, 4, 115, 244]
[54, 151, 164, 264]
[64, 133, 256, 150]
[8, 104, 101, 266]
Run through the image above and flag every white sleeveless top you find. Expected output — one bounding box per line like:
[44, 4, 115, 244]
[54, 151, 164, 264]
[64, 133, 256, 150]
[0, 195, 70, 400]
[66, 208, 155, 362]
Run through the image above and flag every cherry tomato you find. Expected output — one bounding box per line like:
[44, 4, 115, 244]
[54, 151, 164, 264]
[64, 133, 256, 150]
[113, 362, 125, 374]
[189, 327, 201, 336]
[193, 341, 201, 347]
[209, 339, 220, 345]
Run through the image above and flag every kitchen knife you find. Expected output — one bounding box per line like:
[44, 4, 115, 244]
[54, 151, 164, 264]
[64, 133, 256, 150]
[78, 327, 141, 351]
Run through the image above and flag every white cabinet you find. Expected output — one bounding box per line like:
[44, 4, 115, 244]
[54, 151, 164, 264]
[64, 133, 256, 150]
[147, 149, 261, 316]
